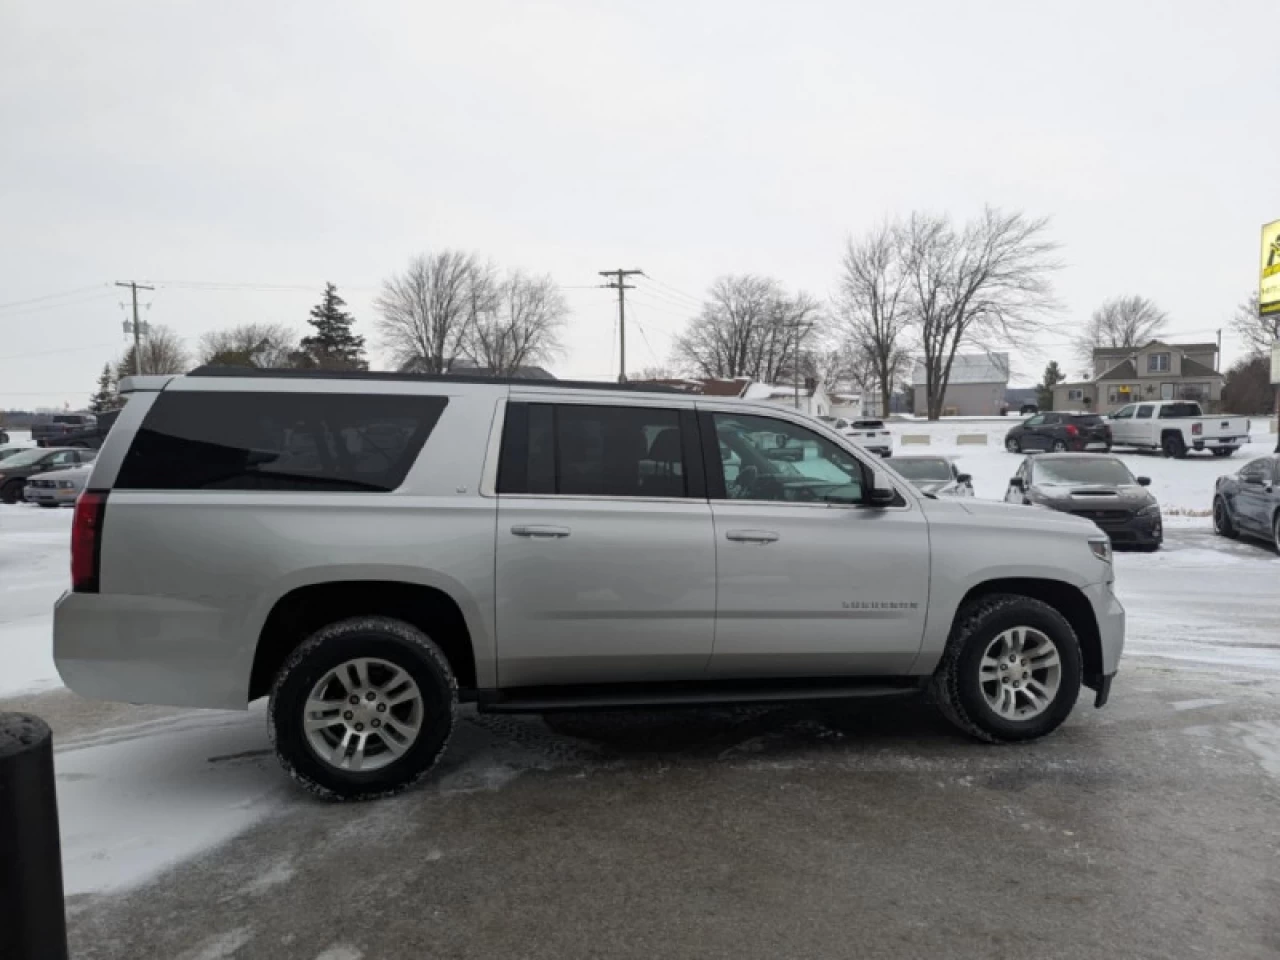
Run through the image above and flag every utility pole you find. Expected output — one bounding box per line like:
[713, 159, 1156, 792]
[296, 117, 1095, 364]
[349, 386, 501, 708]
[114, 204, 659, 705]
[598, 269, 642, 382]
[1216, 327, 1222, 372]
[115, 281, 154, 375]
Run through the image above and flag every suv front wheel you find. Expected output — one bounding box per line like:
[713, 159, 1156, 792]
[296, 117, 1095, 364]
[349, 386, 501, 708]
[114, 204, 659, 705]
[269, 616, 458, 801]
[931, 595, 1082, 743]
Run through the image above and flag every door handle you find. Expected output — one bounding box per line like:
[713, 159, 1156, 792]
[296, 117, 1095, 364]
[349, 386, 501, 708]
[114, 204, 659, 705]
[510, 524, 571, 539]
[725, 529, 779, 544]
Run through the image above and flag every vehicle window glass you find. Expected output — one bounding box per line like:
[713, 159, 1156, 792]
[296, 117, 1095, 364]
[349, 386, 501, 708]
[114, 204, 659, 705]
[1112, 406, 1134, 420]
[1024, 415, 1045, 427]
[1158, 402, 1201, 419]
[1034, 458, 1136, 486]
[47, 451, 77, 465]
[851, 419, 884, 429]
[711, 412, 863, 504]
[892, 458, 952, 482]
[1, 449, 50, 468]
[501, 403, 688, 498]
[1135, 405, 1154, 419]
[116, 392, 444, 492]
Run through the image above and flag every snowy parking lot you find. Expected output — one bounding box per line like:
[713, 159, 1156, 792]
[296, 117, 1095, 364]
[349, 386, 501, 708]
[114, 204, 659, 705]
[2, 421, 1279, 958]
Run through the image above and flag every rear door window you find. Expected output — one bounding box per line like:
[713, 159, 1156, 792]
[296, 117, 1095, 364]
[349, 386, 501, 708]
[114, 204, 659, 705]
[115, 392, 446, 491]
[498, 402, 700, 499]
[1136, 405, 1154, 419]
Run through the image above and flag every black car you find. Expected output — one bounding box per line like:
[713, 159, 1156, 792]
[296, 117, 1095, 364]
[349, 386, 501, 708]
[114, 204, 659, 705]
[1005, 453, 1161, 549]
[0, 447, 96, 503]
[1213, 455, 1280, 551]
[1005, 411, 1111, 454]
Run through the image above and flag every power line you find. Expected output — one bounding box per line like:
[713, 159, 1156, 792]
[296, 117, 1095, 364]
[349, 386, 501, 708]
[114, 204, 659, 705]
[0, 342, 120, 362]
[0, 284, 108, 313]
[0, 290, 116, 319]
[631, 281, 702, 314]
[639, 274, 703, 307]
[116, 281, 155, 376]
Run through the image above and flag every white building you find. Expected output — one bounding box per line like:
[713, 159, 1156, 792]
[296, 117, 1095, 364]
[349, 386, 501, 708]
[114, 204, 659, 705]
[910, 353, 1010, 416]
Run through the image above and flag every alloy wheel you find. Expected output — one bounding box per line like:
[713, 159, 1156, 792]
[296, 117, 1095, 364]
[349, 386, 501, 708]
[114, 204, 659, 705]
[978, 626, 1062, 721]
[303, 657, 424, 772]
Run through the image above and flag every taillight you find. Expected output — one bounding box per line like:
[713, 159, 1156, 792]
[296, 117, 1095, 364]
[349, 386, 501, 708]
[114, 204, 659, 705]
[71, 490, 108, 593]
[1066, 424, 1079, 437]
[1192, 423, 1203, 436]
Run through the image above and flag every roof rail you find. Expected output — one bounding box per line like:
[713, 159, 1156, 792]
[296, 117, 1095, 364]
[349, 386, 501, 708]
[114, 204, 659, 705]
[185, 366, 682, 394]
[117, 374, 178, 394]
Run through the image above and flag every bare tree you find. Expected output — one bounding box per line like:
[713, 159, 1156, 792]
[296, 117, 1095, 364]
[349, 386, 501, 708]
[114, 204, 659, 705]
[905, 208, 1060, 420]
[673, 275, 822, 383]
[836, 221, 914, 417]
[374, 251, 497, 374]
[198, 323, 300, 368]
[464, 271, 567, 374]
[1074, 295, 1169, 364]
[1229, 292, 1279, 357]
[117, 325, 190, 378]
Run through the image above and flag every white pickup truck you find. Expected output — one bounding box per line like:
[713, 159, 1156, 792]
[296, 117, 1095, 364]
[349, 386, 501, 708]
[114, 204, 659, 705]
[1108, 401, 1251, 458]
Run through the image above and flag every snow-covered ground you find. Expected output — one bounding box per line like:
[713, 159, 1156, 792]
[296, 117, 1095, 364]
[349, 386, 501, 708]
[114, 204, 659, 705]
[0, 503, 70, 696]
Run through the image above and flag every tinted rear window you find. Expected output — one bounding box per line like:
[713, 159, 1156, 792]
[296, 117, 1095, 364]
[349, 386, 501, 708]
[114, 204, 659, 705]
[1158, 403, 1201, 419]
[116, 392, 445, 491]
[851, 420, 884, 429]
[1069, 415, 1103, 425]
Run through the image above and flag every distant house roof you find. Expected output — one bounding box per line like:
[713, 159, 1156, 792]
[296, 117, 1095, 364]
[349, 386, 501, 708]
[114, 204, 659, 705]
[1096, 359, 1138, 381]
[1094, 351, 1222, 383]
[743, 381, 823, 400]
[1179, 356, 1220, 378]
[911, 353, 1010, 387]
[1094, 339, 1217, 357]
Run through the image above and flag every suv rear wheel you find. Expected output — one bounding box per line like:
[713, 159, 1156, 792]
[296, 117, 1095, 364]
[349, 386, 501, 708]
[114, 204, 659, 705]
[269, 616, 457, 801]
[931, 595, 1082, 743]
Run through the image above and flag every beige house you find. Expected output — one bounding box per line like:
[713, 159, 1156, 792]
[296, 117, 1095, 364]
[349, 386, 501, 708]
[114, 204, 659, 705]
[911, 353, 1010, 416]
[1053, 340, 1223, 414]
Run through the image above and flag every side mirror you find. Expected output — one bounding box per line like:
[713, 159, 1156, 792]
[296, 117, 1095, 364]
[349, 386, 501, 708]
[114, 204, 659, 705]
[956, 473, 973, 485]
[865, 469, 897, 506]
[1136, 476, 1151, 487]
[1009, 476, 1025, 490]
[1244, 474, 1263, 486]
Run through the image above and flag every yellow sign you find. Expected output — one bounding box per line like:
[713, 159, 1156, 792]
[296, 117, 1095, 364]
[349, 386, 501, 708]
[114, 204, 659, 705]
[1262, 219, 1280, 317]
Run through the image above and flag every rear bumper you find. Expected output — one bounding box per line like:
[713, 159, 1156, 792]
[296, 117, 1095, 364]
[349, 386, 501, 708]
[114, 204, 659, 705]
[53, 590, 251, 709]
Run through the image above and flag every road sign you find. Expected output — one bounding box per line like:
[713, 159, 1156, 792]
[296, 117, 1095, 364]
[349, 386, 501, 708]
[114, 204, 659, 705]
[1262, 219, 1280, 317]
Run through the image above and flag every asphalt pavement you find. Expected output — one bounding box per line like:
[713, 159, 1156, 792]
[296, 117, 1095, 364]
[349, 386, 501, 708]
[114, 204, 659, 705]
[36, 659, 1280, 960]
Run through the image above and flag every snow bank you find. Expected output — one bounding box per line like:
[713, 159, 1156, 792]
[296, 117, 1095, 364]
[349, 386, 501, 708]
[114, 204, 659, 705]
[0, 504, 71, 695]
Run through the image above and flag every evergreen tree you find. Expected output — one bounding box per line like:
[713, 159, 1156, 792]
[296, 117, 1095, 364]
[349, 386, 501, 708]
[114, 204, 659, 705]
[88, 363, 119, 413]
[300, 283, 367, 370]
[1036, 360, 1065, 410]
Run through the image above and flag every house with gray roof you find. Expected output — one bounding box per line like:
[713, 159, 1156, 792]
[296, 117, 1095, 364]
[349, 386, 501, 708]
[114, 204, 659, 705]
[1052, 340, 1223, 414]
[911, 353, 1010, 416]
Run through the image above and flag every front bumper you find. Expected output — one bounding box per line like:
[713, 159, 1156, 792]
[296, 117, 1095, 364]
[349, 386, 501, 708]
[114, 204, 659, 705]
[1081, 579, 1125, 703]
[1096, 513, 1162, 547]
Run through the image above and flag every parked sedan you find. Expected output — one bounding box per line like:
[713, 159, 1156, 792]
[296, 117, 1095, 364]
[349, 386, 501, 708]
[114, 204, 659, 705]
[0, 447, 96, 503]
[892, 456, 974, 497]
[1005, 412, 1111, 454]
[1213, 455, 1280, 551]
[24, 463, 92, 508]
[1005, 453, 1161, 549]
[0, 444, 36, 463]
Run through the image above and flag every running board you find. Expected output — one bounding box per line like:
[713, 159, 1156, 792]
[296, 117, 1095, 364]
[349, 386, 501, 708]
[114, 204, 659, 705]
[476, 677, 923, 713]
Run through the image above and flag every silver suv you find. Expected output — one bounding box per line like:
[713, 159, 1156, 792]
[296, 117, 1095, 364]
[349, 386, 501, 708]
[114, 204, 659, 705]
[55, 368, 1125, 800]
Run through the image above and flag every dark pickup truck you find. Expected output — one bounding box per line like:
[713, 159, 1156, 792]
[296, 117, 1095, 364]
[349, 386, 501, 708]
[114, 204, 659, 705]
[37, 409, 120, 449]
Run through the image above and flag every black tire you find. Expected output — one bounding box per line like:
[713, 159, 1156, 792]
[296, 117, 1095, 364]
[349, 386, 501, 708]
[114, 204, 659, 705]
[930, 594, 1082, 744]
[1051, 440, 1068, 452]
[1213, 497, 1237, 539]
[1273, 512, 1280, 555]
[1161, 433, 1186, 459]
[0, 480, 24, 504]
[268, 616, 458, 801]
[1005, 436, 1021, 453]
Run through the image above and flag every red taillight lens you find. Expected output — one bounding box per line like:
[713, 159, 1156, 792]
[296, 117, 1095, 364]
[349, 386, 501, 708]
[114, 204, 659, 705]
[1192, 423, 1203, 436]
[1066, 424, 1079, 437]
[71, 490, 108, 593]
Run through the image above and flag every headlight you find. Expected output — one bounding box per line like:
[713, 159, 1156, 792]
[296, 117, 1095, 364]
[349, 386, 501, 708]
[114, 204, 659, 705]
[1089, 539, 1112, 563]
[57, 480, 75, 489]
[1138, 503, 1161, 517]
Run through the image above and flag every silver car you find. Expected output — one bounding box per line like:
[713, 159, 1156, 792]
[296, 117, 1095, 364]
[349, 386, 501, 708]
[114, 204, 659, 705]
[891, 456, 975, 497]
[54, 368, 1125, 800]
[24, 462, 92, 507]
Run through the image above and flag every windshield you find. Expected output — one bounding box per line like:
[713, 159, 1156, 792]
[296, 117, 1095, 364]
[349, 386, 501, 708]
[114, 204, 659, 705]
[852, 420, 884, 429]
[893, 458, 953, 482]
[1034, 458, 1135, 486]
[0, 449, 52, 468]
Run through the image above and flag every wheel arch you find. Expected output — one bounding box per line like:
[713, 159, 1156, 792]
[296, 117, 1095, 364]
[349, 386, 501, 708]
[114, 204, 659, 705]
[952, 578, 1103, 689]
[249, 579, 482, 703]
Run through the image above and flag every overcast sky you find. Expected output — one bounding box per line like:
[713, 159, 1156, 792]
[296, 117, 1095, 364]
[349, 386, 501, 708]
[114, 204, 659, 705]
[2, 0, 1276, 410]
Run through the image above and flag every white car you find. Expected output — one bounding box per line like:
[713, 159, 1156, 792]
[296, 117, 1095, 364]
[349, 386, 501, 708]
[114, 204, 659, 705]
[1108, 401, 1250, 458]
[819, 416, 893, 457]
[891, 456, 974, 497]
